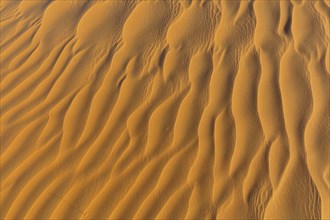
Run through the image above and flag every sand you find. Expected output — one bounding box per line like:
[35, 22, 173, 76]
[0, 0, 329, 219]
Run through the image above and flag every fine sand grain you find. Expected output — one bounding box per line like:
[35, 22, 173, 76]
[1, 0, 329, 219]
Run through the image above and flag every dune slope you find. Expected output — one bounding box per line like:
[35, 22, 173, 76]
[1, 0, 329, 219]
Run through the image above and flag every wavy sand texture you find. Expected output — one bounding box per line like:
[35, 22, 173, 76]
[1, 0, 329, 219]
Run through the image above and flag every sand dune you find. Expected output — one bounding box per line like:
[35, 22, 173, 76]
[1, 0, 329, 219]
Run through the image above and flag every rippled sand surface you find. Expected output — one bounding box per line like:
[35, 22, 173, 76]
[1, 1, 329, 219]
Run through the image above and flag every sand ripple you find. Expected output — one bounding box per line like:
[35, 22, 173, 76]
[1, 0, 329, 219]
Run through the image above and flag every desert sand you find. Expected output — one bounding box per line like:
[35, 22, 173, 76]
[1, 0, 329, 219]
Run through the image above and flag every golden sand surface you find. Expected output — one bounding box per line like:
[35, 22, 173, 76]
[1, 0, 329, 219]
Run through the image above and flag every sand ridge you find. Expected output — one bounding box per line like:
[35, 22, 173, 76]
[1, 0, 329, 219]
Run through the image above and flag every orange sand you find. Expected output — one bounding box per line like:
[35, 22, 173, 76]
[1, 0, 329, 219]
